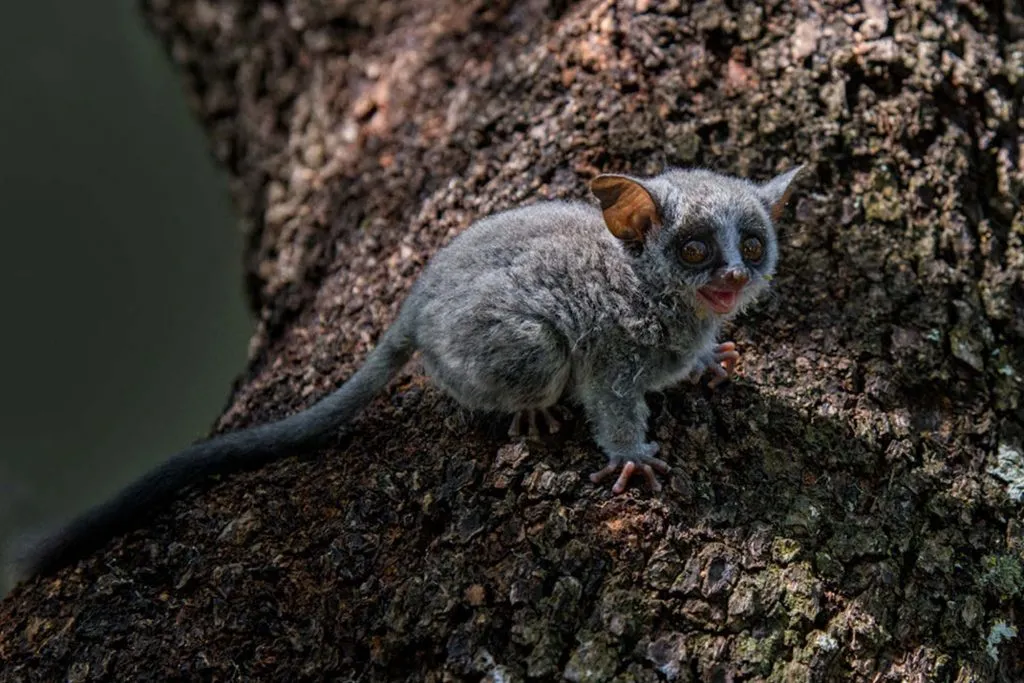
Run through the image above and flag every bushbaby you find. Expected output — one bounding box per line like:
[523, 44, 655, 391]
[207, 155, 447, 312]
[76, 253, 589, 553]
[12, 165, 802, 581]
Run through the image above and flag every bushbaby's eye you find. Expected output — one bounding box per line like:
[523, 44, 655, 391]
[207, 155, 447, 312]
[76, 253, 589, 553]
[741, 236, 764, 263]
[680, 240, 710, 265]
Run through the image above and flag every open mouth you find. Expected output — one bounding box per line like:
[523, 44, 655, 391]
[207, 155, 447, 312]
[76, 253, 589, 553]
[697, 287, 740, 314]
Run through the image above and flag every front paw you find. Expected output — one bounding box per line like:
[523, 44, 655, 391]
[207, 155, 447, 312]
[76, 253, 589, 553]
[689, 341, 740, 389]
[589, 442, 670, 495]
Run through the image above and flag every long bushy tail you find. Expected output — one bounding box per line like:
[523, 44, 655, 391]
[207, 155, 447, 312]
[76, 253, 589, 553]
[9, 324, 415, 582]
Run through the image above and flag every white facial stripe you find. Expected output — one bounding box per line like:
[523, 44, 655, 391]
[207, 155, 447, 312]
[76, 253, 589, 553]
[717, 207, 743, 268]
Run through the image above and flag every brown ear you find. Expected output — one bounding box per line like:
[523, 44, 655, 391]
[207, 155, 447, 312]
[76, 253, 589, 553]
[757, 165, 805, 222]
[590, 174, 661, 242]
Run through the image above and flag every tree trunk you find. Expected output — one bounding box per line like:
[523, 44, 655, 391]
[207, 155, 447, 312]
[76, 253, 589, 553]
[3, 0, 1024, 680]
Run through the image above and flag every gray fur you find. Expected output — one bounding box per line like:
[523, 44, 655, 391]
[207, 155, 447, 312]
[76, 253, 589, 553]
[8, 166, 800, 582]
[408, 167, 797, 474]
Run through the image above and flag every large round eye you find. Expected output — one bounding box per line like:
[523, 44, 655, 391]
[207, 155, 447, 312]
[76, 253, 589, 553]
[680, 240, 710, 265]
[741, 236, 764, 263]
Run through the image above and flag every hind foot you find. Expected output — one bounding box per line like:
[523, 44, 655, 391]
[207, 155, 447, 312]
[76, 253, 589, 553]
[590, 442, 670, 495]
[508, 408, 562, 440]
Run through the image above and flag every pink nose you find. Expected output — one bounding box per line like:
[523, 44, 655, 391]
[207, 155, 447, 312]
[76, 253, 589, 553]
[723, 269, 749, 288]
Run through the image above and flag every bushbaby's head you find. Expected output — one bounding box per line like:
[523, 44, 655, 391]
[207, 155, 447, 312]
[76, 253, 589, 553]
[590, 166, 803, 319]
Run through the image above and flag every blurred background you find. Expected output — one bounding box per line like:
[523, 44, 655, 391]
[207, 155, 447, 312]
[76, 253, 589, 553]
[0, 1, 252, 592]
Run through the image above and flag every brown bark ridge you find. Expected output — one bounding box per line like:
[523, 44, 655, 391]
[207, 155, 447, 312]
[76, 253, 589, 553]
[3, 0, 1024, 680]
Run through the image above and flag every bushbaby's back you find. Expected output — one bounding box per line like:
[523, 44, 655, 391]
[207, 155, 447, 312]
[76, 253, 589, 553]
[407, 200, 646, 347]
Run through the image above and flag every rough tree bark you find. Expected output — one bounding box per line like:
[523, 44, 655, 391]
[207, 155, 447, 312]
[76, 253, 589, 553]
[3, 0, 1024, 680]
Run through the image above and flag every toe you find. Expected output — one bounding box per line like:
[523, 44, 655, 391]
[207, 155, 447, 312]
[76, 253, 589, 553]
[640, 464, 662, 492]
[508, 413, 522, 438]
[707, 363, 730, 388]
[525, 410, 539, 439]
[611, 461, 636, 494]
[542, 409, 562, 434]
[590, 460, 621, 484]
[646, 456, 670, 473]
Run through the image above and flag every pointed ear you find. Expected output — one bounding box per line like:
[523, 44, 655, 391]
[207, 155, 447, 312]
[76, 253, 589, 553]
[590, 174, 662, 242]
[757, 165, 805, 221]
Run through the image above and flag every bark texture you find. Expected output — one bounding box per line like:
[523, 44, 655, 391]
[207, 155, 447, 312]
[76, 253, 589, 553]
[3, 0, 1024, 680]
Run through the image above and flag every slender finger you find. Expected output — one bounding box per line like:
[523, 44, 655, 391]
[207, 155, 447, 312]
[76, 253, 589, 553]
[715, 350, 740, 363]
[590, 461, 621, 484]
[714, 359, 739, 375]
[707, 363, 729, 387]
[644, 456, 671, 473]
[508, 414, 521, 438]
[715, 341, 736, 353]
[612, 461, 636, 494]
[542, 408, 561, 434]
[640, 464, 662, 492]
[527, 410, 541, 439]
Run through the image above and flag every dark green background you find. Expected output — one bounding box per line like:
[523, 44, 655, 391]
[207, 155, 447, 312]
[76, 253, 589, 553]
[0, 2, 252, 591]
